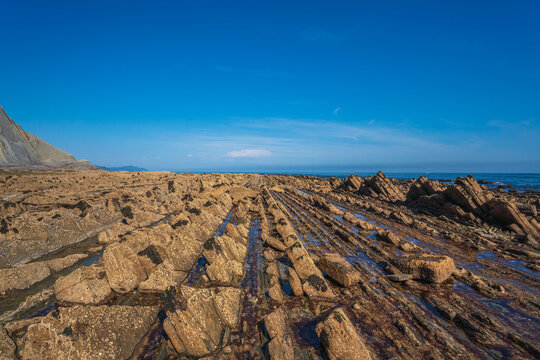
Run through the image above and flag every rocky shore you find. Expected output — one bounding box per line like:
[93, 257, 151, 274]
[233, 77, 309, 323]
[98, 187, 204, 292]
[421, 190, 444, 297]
[0, 170, 539, 359]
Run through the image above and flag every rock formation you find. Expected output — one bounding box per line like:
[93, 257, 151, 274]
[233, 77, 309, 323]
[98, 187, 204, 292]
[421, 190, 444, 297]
[0, 106, 96, 170]
[0, 171, 538, 359]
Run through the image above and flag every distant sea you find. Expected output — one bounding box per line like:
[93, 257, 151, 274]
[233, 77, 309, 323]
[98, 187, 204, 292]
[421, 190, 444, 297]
[284, 172, 540, 192]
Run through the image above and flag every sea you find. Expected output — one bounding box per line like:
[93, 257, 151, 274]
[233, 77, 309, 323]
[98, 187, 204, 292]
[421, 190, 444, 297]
[280, 172, 540, 192]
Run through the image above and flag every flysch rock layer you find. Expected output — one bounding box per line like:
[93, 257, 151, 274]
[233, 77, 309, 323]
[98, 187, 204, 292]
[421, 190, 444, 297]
[0, 171, 539, 359]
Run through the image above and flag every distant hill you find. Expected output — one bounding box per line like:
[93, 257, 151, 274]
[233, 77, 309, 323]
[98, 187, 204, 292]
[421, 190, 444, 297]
[0, 106, 97, 171]
[99, 165, 149, 172]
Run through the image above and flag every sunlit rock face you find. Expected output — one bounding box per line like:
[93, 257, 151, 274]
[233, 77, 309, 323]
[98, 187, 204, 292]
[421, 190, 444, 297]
[0, 171, 539, 359]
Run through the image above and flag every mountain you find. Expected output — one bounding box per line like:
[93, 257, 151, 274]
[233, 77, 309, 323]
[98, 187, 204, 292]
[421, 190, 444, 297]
[99, 165, 148, 172]
[0, 106, 97, 170]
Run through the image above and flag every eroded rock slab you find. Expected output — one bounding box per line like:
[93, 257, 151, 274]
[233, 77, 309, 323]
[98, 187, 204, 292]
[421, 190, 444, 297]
[19, 305, 157, 360]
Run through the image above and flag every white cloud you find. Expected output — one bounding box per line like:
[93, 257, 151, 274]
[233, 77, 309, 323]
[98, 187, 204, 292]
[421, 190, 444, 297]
[333, 107, 341, 116]
[186, 154, 193, 158]
[227, 149, 272, 158]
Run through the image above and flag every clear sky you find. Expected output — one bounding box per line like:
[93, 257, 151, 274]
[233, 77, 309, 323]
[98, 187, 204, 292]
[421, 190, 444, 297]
[1, 0, 539, 172]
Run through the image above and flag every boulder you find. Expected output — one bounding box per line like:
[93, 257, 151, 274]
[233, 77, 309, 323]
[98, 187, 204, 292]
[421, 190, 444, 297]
[318, 253, 361, 287]
[315, 308, 373, 360]
[395, 254, 455, 283]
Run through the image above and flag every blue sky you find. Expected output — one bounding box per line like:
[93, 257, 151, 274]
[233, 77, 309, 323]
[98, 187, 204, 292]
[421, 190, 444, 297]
[1, 0, 539, 172]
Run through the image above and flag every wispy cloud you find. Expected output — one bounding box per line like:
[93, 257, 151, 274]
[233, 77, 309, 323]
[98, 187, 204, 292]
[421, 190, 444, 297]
[227, 149, 272, 158]
[333, 107, 341, 116]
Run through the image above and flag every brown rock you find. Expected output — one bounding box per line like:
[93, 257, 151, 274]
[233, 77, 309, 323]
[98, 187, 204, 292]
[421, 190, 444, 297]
[46, 253, 87, 272]
[19, 305, 157, 360]
[375, 230, 401, 246]
[359, 171, 405, 202]
[264, 308, 294, 360]
[0, 262, 51, 293]
[103, 242, 147, 294]
[315, 308, 373, 360]
[395, 254, 455, 283]
[54, 265, 112, 304]
[163, 286, 241, 358]
[139, 260, 187, 291]
[287, 267, 303, 296]
[0, 326, 16, 360]
[318, 253, 361, 287]
[407, 176, 446, 202]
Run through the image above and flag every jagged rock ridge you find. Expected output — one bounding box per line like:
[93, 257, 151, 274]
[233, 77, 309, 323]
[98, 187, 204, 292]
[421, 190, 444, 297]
[0, 106, 96, 170]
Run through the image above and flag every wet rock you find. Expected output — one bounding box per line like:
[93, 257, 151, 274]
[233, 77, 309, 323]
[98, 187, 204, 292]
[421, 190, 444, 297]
[398, 241, 419, 252]
[395, 254, 455, 283]
[0, 262, 51, 293]
[315, 307, 373, 360]
[318, 253, 361, 287]
[103, 242, 147, 294]
[163, 286, 241, 358]
[46, 253, 87, 272]
[453, 313, 501, 345]
[18, 305, 157, 360]
[54, 265, 112, 304]
[375, 229, 401, 246]
[386, 273, 413, 282]
[389, 211, 414, 225]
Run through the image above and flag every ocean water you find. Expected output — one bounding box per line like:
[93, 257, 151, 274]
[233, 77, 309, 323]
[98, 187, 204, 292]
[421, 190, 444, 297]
[290, 172, 540, 192]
